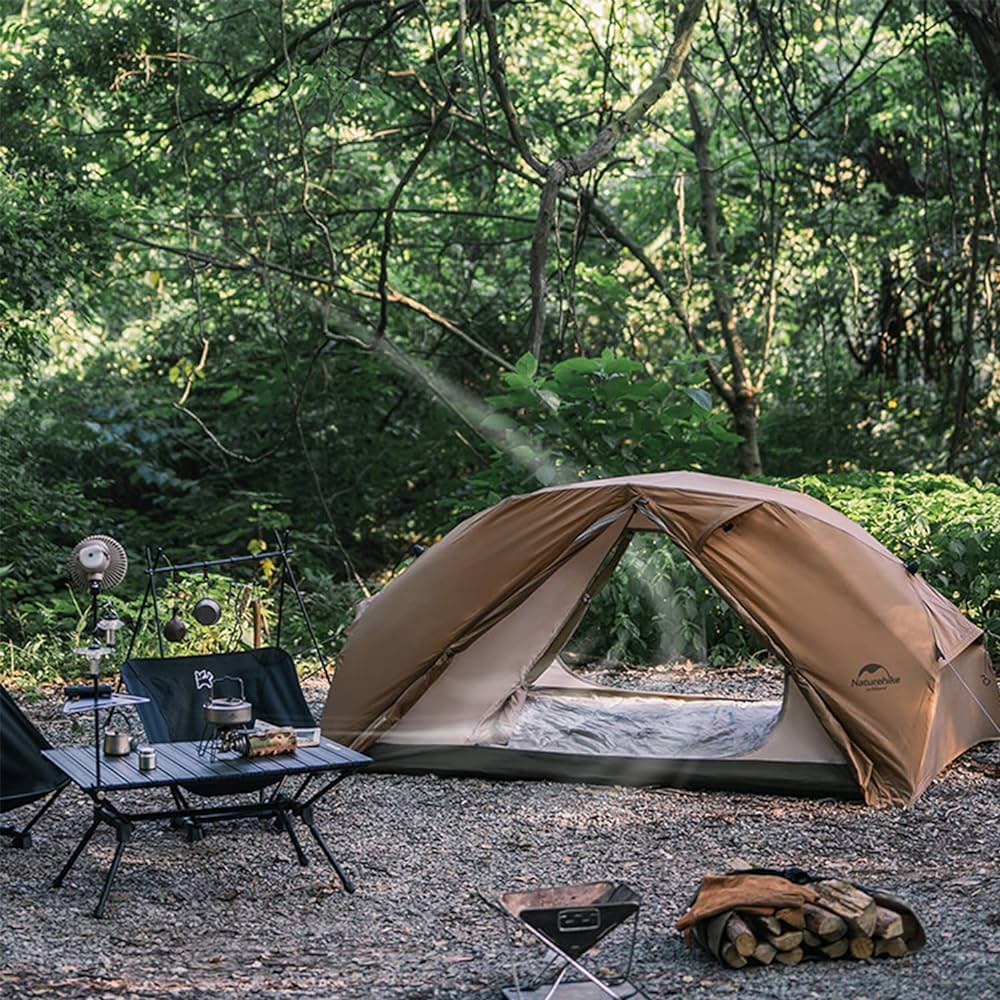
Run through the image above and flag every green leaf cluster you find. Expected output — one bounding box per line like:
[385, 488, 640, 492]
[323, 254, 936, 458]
[779, 472, 1000, 654]
[455, 349, 739, 513]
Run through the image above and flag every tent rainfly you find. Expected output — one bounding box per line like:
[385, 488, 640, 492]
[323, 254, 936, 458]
[320, 472, 1000, 806]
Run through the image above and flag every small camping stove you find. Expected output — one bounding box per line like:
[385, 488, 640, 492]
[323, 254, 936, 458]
[196, 676, 253, 760]
[484, 881, 643, 999]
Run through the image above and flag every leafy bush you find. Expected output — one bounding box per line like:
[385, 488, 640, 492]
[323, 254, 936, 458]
[779, 472, 1000, 654]
[449, 349, 739, 519]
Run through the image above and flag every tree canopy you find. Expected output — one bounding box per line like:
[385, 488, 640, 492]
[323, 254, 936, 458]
[1, 1, 998, 659]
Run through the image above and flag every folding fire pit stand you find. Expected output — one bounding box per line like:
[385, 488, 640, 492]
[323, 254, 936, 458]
[485, 881, 644, 1000]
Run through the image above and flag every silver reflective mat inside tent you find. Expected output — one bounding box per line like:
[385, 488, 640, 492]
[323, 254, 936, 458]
[500, 691, 783, 758]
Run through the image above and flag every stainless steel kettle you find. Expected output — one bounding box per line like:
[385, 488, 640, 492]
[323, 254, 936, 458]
[103, 706, 138, 756]
[103, 729, 136, 756]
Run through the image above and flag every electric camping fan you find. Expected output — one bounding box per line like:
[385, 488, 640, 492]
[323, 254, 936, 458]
[66, 535, 131, 788]
[66, 535, 128, 676]
[68, 534, 129, 595]
[67, 533, 128, 671]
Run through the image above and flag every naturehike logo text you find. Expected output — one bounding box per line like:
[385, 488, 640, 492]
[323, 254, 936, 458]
[851, 663, 901, 690]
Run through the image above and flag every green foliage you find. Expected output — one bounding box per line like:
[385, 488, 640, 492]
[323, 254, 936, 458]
[568, 536, 768, 667]
[778, 472, 1000, 653]
[452, 350, 739, 515]
[0, 170, 123, 372]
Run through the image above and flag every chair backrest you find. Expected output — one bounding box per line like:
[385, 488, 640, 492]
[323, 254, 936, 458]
[120, 647, 315, 743]
[1, 685, 69, 813]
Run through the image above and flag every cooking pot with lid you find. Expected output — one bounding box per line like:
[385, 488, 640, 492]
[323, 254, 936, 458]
[193, 597, 221, 626]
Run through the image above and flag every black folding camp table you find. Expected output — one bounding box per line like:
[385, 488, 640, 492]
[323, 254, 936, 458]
[43, 736, 370, 917]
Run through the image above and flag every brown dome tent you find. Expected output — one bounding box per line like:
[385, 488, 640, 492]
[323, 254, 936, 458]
[320, 473, 1000, 806]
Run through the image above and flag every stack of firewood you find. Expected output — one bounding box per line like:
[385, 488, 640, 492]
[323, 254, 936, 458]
[693, 880, 922, 968]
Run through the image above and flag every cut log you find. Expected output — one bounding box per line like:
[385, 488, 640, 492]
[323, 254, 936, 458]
[756, 915, 783, 937]
[752, 941, 777, 965]
[848, 935, 875, 960]
[873, 905, 904, 940]
[875, 936, 908, 958]
[814, 880, 878, 937]
[774, 947, 804, 965]
[819, 938, 849, 959]
[720, 942, 748, 968]
[801, 929, 821, 948]
[775, 906, 805, 929]
[768, 930, 804, 952]
[702, 911, 731, 961]
[725, 913, 757, 957]
[803, 902, 848, 940]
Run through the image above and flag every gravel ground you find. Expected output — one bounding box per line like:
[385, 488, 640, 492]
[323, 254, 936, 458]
[3, 662, 1000, 999]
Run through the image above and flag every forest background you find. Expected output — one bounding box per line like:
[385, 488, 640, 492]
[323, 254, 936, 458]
[1, 0, 998, 683]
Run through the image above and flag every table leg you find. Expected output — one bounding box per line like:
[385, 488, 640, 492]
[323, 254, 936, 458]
[52, 813, 102, 888]
[279, 809, 309, 866]
[169, 785, 205, 842]
[93, 819, 133, 919]
[297, 804, 354, 893]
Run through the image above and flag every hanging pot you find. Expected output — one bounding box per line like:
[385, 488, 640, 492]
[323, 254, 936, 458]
[163, 606, 187, 643]
[193, 597, 221, 626]
[203, 675, 253, 726]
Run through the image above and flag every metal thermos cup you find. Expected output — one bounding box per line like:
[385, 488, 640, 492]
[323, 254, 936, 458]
[138, 746, 157, 771]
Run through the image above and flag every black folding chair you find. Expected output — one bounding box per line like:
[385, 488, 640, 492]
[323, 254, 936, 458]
[1, 685, 69, 848]
[120, 647, 318, 832]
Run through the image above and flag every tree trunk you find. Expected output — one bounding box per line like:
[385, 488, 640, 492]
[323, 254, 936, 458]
[733, 390, 762, 476]
[685, 71, 764, 476]
[948, 1, 1000, 97]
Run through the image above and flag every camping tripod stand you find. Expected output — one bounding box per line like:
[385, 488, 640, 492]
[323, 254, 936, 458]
[124, 529, 330, 679]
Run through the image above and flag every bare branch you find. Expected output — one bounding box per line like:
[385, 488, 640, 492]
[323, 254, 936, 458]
[481, 3, 549, 176]
[525, 0, 705, 357]
[350, 284, 512, 370]
[375, 105, 452, 342]
[172, 402, 278, 463]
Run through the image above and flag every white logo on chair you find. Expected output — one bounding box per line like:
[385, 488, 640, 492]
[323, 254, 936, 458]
[193, 670, 215, 691]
